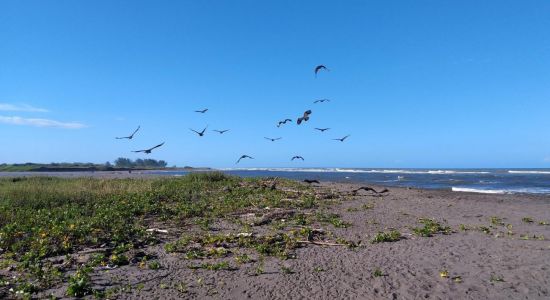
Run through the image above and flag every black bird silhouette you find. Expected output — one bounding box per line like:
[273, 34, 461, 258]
[277, 119, 292, 127]
[214, 129, 230, 134]
[195, 109, 208, 113]
[236, 155, 254, 164]
[315, 128, 330, 132]
[352, 186, 389, 195]
[132, 142, 165, 154]
[313, 99, 330, 103]
[314, 65, 330, 77]
[303, 179, 320, 184]
[116, 126, 140, 140]
[333, 135, 350, 142]
[291, 156, 304, 161]
[190, 126, 208, 137]
[297, 110, 312, 125]
[264, 137, 282, 142]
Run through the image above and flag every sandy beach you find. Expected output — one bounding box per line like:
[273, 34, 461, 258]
[2, 173, 546, 299]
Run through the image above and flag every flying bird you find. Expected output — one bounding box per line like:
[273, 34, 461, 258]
[297, 110, 312, 125]
[116, 126, 140, 140]
[313, 99, 330, 104]
[214, 129, 230, 134]
[190, 126, 208, 137]
[291, 156, 304, 161]
[195, 109, 208, 113]
[314, 65, 329, 77]
[315, 128, 330, 132]
[333, 135, 350, 142]
[236, 155, 254, 164]
[264, 137, 282, 142]
[277, 119, 292, 127]
[132, 142, 165, 154]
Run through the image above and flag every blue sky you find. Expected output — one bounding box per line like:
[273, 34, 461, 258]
[1, 1, 550, 168]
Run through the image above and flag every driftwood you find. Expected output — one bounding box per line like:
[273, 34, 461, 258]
[238, 209, 297, 226]
[303, 179, 320, 184]
[146, 228, 169, 234]
[297, 240, 347, 247]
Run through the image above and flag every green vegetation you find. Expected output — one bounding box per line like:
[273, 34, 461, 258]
[148, 261, 161, 270]
[280, 265, 294, 274]
[114, 157, 168, 168]
[66, 266, 92, 297]
[373, 268, 383, 277]
[490, 216, 504, 226]
[188, 261, 234, 271]
[412, 218, 452, 237]
[0, 158, 169, 172]
[522, 217, 534, 223]
[478, 226, 491, 234]
[371, 230, 402, 243]
[316, 212, 351, 228]
[0, 173, 322, 297]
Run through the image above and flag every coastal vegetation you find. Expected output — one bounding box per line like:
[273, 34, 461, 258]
[0, 158, 169, 172]
[0, 173, 336, 297]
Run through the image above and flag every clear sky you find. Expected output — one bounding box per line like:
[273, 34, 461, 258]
[1, 1, 550, 168]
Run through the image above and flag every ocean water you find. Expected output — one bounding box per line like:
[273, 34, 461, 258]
[155, 168, 550, 195]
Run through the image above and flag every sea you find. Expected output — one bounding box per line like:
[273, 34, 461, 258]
[155, 168, 550, 195]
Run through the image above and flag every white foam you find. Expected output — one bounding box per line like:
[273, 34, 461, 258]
[452, 187, 508, 194]
[508, 170, 550, 175]
[452, 187, 550, 194]
[223, 168, 490, 174]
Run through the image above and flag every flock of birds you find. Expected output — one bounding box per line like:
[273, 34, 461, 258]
[116, 65, 350, 164]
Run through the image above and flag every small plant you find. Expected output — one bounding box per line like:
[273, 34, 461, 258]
[522, 217, 534, 223]
[280, 265, 294, 274]
[313, 266, 324, 272]
[88, 253, 106, 267]
[539, 221, 549, 226]
[373, 268, 383, 277]
[412, 219, 452, 237]
[316, 212, 352, 228]
[490, 216, 504, 226]
[234, 253, 252, 264]
[478, 226, 491, 235]
[184, 248, 206, 260]
[371, 230, 401, 243]
[148, 261, 161, 270]
[458, 224, 468, 231]
[66, 266, 92, 297]
[109, 254, 129, 266]
[176, 282, 188, 294]
[439, 270, 449, 278]
[195, 217, 212, 231]
[254, 258, 265, 276]
[490, 274, 505, 283]
[452, 276, 462, 283]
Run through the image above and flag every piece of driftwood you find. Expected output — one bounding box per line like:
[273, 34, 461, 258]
[297, 240, 347, 247]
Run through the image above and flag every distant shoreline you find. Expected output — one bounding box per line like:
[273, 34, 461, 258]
[0, 167, 213, 173]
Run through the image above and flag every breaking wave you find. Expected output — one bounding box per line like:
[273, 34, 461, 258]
[508, 170, 550, 175]
[224, 168, 491, 174]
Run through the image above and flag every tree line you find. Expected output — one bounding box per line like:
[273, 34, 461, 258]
[112, 157, 168, 168]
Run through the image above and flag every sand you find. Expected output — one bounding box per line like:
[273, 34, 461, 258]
[4, 172, 550, 299]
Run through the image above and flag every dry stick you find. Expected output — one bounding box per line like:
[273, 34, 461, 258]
[297, 240, 347, 247]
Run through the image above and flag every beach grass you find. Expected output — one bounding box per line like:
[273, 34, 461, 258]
[0, 173, 318, 295]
